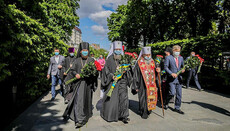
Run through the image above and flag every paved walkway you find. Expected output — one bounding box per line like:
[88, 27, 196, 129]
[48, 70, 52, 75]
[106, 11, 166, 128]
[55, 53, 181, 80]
[5, 85, 230, 131]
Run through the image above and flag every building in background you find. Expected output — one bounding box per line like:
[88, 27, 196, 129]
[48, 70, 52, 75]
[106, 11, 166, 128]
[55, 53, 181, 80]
[91, 43, 100, 50]
[68, 26, 82, 49]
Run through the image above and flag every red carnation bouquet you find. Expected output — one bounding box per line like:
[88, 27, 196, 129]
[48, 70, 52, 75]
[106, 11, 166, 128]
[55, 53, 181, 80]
[124, 52, 138, 66]
[195, 54, 204, 73]
[65, 61, 101, 85]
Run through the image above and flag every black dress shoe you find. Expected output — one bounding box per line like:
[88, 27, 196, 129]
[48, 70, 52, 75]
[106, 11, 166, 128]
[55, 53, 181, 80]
[141, 113, 148, 119]
[63, 115, 69, 121]
[164, 105, 168, 110]
[126, 118, 130, 121]
[51, 97, 55, 101]
[75, 123, 83, 128]
[173, 109, 184, 114]
[122, 119, 128, 124]
[64, 99, 68, 104]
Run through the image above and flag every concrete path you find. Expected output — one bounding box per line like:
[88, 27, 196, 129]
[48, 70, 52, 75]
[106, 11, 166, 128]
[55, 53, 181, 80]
[5, 85, 230, 131]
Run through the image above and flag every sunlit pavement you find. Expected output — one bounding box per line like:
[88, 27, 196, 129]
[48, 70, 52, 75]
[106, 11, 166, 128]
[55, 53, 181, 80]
[5, 84, 230, 131]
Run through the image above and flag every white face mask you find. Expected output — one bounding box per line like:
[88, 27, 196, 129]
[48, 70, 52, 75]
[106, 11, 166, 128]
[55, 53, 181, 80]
[144, 56, 151, 61]
[173, 52, 180, 57]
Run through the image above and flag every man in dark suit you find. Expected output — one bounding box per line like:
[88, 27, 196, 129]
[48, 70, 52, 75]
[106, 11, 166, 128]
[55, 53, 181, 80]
[47, 48, 65, 100]
[186, 51, 202, 91]
[164, 45, 185, 114]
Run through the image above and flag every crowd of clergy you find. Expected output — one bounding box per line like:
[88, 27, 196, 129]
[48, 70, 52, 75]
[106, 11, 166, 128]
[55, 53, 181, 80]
[47, 41, 202, 128]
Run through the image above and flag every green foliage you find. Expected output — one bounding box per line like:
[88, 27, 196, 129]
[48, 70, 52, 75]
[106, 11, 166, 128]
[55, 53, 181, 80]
[66, 61, 99, 85]
[80, 62, 98, 78]
[177, 56, 200, 75]
[148, 34, 230, 65]
[0, 0, 79, 97]
[107, 0, 229, 48]
[107, 5, 127, 42]
[126, 33, 230, 71]
[90, 47, 108, 59]
[120, 55, 133, 65]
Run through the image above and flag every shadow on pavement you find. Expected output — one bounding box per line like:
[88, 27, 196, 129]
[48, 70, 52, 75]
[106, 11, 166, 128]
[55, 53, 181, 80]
[183, 101, 230, 117]
[5, 92, 69, 131]
[30, 99, 69, 131]
[204, 90, 230, 99]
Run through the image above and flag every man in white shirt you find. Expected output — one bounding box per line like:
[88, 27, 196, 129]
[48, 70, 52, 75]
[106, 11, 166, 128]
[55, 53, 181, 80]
[47, 48, 65, 100]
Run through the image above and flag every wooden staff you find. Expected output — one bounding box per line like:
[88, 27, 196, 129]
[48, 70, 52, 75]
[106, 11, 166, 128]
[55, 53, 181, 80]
[157, 69, 165, 117]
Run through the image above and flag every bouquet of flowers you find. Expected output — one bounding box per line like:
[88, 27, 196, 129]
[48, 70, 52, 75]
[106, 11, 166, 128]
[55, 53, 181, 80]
[106, 52, 137, 97]
[155, 55, 163, 66]
[176, 55, 204, 75]
[124, 52, 139, 66]
[155, 55, 165, 75]
[65, 61, 101, 85]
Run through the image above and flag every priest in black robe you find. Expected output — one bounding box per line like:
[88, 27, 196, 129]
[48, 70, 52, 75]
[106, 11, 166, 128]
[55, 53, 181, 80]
[63, 42, 97, 128]
[132, 47, 160, 119]
[100, 41, 132, 124]
[62, 47, 76, 104]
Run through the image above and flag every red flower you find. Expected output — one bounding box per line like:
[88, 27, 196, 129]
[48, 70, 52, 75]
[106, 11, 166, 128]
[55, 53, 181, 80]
[156, 55, 164, 58]
[125, 52, 135, 59]
[133, 52, 138, 59]
[125, 52, 132, 56]
[94, 61, 102, 71]
[195, 54, 204, 63]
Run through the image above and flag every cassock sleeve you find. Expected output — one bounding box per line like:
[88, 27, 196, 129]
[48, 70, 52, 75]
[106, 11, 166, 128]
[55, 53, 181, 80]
[62, 58, 67, 73]
[131, 64, 141, 95]
[126, 69, 133, 87]
[101, 62, 114, 89]
[90, 59, 98, 92]
[63, 60, 77, 83]
[71, 60, 79, 77]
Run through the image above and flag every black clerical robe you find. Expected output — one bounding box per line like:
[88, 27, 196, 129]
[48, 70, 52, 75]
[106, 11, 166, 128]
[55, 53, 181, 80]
[62, 56, 76, 101]
[63, 57, 97, 124]
[100, 54, 132, 122]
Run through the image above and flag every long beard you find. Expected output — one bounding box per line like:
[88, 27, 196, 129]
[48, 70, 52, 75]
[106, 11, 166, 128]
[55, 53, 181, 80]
[114, 54, 121, 60]
[145, 60, 151, 65]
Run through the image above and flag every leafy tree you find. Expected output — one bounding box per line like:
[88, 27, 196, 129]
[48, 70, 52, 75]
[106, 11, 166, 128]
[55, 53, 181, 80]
[107, 0, 226, 48]
[217, 0, 230, 33]
[0, 0, 80, 97]
[107, 5, 128, 42]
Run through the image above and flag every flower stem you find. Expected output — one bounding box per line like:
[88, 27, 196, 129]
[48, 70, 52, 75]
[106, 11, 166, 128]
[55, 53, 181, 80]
[65, 67, 70, 74]
[176, 66, 186, 76]
[197, 62, 203, 73]
[65, 77, 77, 85]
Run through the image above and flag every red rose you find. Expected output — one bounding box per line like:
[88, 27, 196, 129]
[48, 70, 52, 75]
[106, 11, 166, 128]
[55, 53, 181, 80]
[94, 61, 102, 71]
[195, 54, 204, 63]
[133, 52, 138, 59]
[125, 52, 135, 59]
[156, 55, 164, 58]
